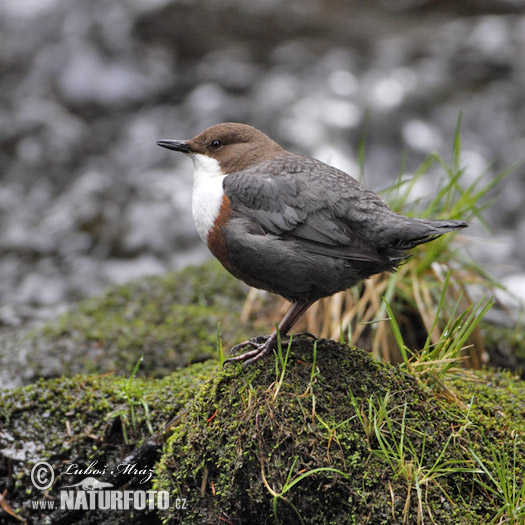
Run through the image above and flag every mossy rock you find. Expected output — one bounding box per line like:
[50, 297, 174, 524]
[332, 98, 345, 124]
[1, 339, 524, 524]
[3, 260, 251, 385]
[156, 338, 525, 525]
[0, 361, 216, 524]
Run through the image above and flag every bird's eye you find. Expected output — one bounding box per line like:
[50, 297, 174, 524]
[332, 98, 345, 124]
[210, 140, 223, 150]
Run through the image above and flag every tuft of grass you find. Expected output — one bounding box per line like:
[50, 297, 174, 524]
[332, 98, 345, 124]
[382, 271, 494, 403]
[272, 328, 293, 400]
[261, 455, 351, 525]
[108, 354, 154, 443]
[470, 435, 525, 524]
[354, 392, 479, 524]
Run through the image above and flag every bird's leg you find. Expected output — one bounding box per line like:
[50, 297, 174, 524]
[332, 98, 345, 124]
[224, 300, 315, 367]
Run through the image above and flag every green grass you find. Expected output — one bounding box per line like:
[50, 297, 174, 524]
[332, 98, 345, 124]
[382, 271, 494, 403]
[362, 394, 479, 523]
[108, 354, 154, 443]
[470, 435, 525, 524]
[216, 322, 225, 366]
[272, 329, 294, 400]
[263, 455, 351, 525]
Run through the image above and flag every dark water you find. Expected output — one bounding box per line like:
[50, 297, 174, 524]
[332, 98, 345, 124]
[1, 0, 524, 327]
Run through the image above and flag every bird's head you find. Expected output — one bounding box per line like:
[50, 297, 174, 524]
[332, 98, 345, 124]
[157, 122, 284, 174]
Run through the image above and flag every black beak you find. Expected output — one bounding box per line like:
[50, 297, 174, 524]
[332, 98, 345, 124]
[156, 139, 191, 153]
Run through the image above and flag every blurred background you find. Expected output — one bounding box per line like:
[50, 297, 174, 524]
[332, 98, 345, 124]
[1, 0, 524, 328]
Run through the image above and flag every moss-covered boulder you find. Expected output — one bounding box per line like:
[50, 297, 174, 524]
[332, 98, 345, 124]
[1, 338, 524, 524]
[156, 338, 525, 525]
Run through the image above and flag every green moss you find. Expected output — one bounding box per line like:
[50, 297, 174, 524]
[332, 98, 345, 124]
[20, 260, 250, 380]
[156, 338, 524, 525]
[452, 368, 525, 435]
[0, 361, 217, 523]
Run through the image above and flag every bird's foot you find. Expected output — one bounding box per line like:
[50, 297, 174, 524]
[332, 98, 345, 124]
[223, 332, 317, 368]
[223, 335, 276, 368]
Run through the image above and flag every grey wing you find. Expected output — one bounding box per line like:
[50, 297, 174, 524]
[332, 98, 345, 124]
[223, 155, 395, 265]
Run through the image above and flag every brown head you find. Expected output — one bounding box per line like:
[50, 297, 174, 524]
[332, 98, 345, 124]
[157, 122, 284, 174]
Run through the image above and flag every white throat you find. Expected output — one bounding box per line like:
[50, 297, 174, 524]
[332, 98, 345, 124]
[190, 153, 227, 243]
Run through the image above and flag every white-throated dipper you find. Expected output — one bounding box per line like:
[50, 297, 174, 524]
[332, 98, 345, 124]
[157, 123, 467, 366]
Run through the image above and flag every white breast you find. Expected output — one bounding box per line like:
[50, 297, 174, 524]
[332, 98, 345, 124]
[190, 154, 227, 243]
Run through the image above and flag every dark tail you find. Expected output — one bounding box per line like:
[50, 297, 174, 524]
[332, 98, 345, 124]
[384, 217, 468, 252]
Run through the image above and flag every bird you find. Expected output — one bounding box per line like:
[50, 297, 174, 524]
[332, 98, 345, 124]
[157, 123, 467, 367]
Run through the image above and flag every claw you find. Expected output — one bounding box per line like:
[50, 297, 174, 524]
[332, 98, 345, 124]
[229, 335, 269, 356]
[223, 334, 276, 367]
[223, 331, 319, 368]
